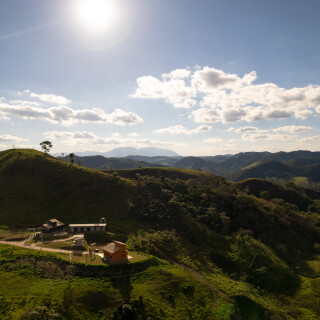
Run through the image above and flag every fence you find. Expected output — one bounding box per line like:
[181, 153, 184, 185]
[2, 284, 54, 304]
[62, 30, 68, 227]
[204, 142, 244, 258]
[0, 240, 73, 260]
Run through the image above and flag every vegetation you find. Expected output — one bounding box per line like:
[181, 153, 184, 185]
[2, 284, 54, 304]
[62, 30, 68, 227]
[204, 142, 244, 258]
[0, 148, 320, 319]
[72, 150, 320, 186]
[40, 141, 53, 155]
[69, 152, 75, 165]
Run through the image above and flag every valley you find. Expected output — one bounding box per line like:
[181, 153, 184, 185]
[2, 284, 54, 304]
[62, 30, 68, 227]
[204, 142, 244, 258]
[0, 149, 319, 319]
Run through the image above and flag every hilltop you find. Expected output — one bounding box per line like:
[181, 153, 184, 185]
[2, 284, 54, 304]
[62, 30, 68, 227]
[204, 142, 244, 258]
[0, 148, 320, 319]
[0, 149, 137, 226]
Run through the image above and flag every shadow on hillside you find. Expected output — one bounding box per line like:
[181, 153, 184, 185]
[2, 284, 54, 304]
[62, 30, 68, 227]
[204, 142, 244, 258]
[110, 276, 133, 300]
[232, 295, 271, 320]
[296, 258, 320, 278]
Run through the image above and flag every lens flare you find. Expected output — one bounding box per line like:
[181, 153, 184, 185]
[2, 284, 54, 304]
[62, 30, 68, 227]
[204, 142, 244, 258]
[75, 0, 119, 33]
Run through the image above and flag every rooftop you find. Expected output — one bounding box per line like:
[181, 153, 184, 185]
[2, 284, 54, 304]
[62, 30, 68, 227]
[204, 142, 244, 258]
[102, 243, 121, 254]
[69, 223, 107, 227]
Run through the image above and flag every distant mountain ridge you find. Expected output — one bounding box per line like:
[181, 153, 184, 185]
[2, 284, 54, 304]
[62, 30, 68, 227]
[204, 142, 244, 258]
[61, 150, 320, 184]
[61, 147, 181, 157]
[61, 155, 166, 170]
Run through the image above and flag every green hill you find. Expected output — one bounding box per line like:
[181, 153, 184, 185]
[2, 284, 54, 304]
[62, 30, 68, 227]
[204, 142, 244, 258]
[1, 149, 320, 319]
[0, 149, 138, 227]
[61, 154, 167, 170]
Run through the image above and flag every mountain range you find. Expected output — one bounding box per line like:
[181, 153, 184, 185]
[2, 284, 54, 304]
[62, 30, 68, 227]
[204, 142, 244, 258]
[61, 150, 320, 185]
[57, 147, 181, 158]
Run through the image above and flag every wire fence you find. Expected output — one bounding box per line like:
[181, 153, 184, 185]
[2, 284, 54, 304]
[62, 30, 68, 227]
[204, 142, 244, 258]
[0, 241, 148, 265]
[0, 240, 73, 260]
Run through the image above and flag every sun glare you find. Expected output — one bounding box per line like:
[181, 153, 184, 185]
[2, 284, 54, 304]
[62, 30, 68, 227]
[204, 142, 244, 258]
[75, 0, 120, 33]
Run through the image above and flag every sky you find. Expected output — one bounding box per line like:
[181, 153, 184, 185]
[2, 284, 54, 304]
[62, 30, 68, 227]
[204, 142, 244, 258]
[0, 0, 320, 156]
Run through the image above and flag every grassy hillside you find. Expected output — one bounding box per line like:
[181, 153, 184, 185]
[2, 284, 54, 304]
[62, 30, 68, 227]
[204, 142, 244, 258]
[229, 160, 320, 185]
[1, 148, 320, 319]
[0, 245, 221, 320]
[103, 166, 222, 183]
[0, 149, 139, 226]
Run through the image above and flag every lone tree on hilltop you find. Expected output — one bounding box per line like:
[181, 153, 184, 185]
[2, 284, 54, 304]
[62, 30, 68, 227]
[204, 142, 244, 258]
[40, 141, 52, 155]
[69, 152, 75, 165]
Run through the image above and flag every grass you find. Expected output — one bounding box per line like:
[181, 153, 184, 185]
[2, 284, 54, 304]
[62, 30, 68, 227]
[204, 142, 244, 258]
[0, 244, 221, 319]
[306, 255, 320, 276]
[0, 149, 138, 227]
[0, 228, 29, 241]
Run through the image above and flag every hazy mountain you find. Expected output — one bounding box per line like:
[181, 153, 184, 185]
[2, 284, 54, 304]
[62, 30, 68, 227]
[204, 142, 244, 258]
[57, 150, 320, 184]
[228, 159, 320, 183]
[127, 155, 182, 166]
[61, 154, 166, 170]
[174, 156, 223, 175]
[68, 147, 180, 157]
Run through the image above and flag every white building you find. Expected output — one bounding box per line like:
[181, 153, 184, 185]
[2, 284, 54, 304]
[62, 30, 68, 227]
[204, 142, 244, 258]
[69, 223, 107, 233]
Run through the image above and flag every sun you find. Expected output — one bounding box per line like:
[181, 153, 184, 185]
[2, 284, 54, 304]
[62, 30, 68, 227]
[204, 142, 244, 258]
[75, 0, 120, 33]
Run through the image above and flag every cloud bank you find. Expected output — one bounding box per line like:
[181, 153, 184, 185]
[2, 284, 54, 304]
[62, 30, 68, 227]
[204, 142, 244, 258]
[0, 93, 143, 126]
[154, 125, 211, 135]
[0, 134, 28, 142]
[44, 130, 184, 151]
[133, 66, 320, 124]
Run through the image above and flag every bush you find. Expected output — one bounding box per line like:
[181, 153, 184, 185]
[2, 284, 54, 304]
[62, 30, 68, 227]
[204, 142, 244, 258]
[20, 306, 62, 320]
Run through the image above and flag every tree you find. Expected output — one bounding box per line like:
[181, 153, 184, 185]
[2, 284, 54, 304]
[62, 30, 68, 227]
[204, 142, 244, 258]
[40, 141, 52, 155]
[69, 153, 75, 165]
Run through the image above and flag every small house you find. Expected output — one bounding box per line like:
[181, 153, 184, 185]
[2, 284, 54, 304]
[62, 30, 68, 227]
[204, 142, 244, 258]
[102, 240, 128, 262]
[69, 223, 107, 233]
[40, 219, 65, 233]
[74, 235, 84, 247]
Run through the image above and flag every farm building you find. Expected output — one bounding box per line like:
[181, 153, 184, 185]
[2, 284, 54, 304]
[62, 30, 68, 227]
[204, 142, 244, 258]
[69, 223, 107, 233]
[102, 240, 128, 262]
[40, 219, 65, 233]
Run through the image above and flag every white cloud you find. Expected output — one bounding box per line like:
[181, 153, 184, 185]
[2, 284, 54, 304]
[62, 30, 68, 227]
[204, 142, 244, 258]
[191, 108, 220, 123]
[9, 100, 41, 107]
[204, 137, 223, 143]
[272, 125, 312, 133]
[111, 132, 120, 138]
[129, 132, 138, 137]
[107, 108, 143, 126]
[154, 125, 211, 135]
[162, 68, 191, 80]
[29, 92, 70, 105]
[242, 133, 294, 142]
[293, 109, 314, 119]
[221, 108, 246, 123]
[192, 67, 256, 92]
[44, 130, 184, 151]
[0, 114, 10, 120]
[0, 101, 143, 126]
[134, 66, 320, 124]
[0, 134, 28, 142]
[300, 135, 320, 142]
[133, 74, 197, 109]
[228, 126, 267, 133]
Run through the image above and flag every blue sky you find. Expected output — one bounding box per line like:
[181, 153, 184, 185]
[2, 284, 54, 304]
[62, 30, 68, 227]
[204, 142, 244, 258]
[0, 0, 320, 156]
